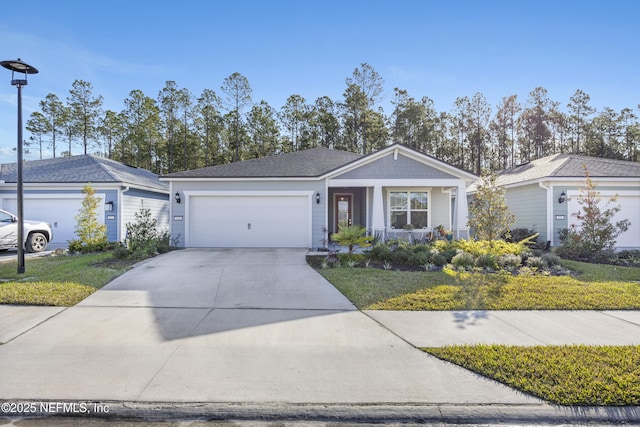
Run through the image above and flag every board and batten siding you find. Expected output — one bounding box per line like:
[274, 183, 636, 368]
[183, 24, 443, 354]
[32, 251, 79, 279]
[505, 184, 547, 242]
[170, 179, 324, 248]
[121, 189, 170, 241]
[334, 152, 457, 180]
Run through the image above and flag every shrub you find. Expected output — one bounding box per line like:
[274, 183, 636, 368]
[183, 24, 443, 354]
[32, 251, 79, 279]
[441, 249, 458, 263]
[526, 256, 547, 270]
[506, 228, 537, 243]
[452, 239, 529, 257]
[412, 244, 430, 253]
[392, 247, 411, 264]
[125, 208, 170, 258]
[431, 253, 448, 267]
[369, 244, 393, 262]
[111, 245, 131, 260]
[408, 251, 429, 266]
[475, 253, 498, 270]
[498, 253, 522, 270]
[337, 253, 366, 264]
[541, 252, 562, 266]
[452, 252, 475, 269]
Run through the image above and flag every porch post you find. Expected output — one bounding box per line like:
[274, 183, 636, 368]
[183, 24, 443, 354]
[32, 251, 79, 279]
[453, 183, 469, 239]
[371, 185, 385, 240]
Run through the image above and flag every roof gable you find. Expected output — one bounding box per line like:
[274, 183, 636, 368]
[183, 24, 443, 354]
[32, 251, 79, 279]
[333, 152, 459, 180]
[0, 155, 168, 192]
[328, 144, 477, 182]
[163, 148, 362, 178]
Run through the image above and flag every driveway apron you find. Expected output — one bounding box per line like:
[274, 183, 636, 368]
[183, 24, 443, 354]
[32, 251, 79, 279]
[0, 249, 537, 404]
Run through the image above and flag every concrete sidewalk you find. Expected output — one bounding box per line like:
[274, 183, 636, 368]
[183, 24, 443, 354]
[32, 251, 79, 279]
[366, 309, 640, 347]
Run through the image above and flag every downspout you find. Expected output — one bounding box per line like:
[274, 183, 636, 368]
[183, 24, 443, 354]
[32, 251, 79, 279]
[119, 186, 130, 242]
[538, 181, 553, 247]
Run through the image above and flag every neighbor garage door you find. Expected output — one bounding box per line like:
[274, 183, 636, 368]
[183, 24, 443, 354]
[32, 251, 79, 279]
[3, 195, 104, 245]
[568, 192, 640, 248]
[187, 194, 311, 248]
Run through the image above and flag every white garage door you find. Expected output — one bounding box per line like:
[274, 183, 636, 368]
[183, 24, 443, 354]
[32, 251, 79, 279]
[3, 196, 104, 245]
[187, 194, 311, 248]
[568, 193, 640, 248]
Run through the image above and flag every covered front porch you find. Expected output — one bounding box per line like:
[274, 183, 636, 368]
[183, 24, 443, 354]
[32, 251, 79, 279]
[326, 182, 469, 243]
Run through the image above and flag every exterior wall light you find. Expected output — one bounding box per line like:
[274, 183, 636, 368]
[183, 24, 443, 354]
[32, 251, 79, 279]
[175, 191, 181, 204]
[558, 191, 569, 204]
[105, 201, 114, 212]
[316, 191, 321, 204]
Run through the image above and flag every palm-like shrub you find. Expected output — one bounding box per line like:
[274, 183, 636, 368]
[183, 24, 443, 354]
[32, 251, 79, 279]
[331, 225, 373, 254]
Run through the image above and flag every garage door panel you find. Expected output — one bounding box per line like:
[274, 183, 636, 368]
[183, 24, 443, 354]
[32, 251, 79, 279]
[568, 194, 639, 248]
[188, 195, 310, 248]
[3, 197, 99, 245]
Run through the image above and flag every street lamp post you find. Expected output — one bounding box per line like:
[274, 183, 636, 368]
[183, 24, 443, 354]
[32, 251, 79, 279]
[1, 58, 38, 274]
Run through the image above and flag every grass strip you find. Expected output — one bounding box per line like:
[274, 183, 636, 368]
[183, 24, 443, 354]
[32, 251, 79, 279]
[0, 281, 96, 306]
[423, 345, 640, 406]
[0, 252, 133, 306]
[318, 261, 640, 310]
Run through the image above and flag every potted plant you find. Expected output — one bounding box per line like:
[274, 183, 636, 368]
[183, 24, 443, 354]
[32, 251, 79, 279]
[436, 225, 446, 236]
[403, 223, 415, 231]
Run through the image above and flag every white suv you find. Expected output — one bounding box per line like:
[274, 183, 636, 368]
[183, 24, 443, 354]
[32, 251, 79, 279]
[0, 208, 53, 253]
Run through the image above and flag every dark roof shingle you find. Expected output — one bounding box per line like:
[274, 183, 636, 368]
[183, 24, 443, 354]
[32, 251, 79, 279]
[163, 148, 363, 178]
[495, 154, 640, 186]
[0, 155, 168, 192]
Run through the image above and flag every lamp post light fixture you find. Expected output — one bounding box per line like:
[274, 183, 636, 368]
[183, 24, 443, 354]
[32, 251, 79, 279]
[1, 58, 39, 274]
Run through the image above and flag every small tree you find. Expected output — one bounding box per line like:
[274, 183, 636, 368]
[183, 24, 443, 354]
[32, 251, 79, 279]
[70, 183, 108, 252]
[561, 167, 630, 257]
[468, 172, 515, 243]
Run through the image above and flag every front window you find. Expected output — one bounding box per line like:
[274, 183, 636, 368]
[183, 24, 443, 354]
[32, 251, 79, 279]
[390, 191, 428, 229]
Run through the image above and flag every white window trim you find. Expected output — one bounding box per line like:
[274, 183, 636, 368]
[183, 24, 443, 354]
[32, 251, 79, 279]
[386, 189, 431, 229]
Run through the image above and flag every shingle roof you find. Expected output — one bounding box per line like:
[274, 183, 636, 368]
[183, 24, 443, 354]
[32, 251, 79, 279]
[495, 154, 640, 186]
[163, 148, 363, 178]
[0, 155, 168, 192]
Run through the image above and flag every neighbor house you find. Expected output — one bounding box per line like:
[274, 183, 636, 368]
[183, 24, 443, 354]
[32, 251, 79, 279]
[472, 154, 640, 249]
[162, 144, 477, 249]
[0, 155, 170, 246]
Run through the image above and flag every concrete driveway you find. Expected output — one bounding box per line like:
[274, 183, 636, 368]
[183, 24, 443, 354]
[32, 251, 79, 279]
[0, 249, 537, 406]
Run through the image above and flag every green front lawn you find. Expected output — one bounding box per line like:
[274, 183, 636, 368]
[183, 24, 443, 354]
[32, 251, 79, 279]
[317, 260, 640, 310]
[424, 345, 640, 406]
[0, 253, 133, 306]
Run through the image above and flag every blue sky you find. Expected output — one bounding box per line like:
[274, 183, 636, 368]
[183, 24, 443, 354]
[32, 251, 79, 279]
[1, 0, 638, 163]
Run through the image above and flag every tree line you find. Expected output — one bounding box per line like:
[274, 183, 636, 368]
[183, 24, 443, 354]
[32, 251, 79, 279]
[25, 63, 640, 175]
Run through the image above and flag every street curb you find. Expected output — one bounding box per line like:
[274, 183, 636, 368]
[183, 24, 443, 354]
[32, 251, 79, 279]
[3, 401, 640, 424]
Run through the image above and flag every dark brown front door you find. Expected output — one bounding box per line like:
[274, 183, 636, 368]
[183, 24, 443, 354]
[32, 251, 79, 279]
[335, 194, 352, 232]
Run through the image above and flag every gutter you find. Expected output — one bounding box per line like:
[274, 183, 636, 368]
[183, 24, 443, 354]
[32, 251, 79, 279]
[538, 181, 553, 247]
[117, 186, 130, 241]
